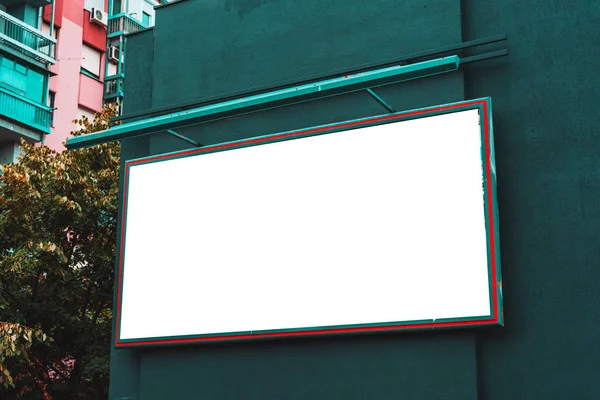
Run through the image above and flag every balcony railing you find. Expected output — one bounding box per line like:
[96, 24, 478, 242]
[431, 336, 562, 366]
[0, 86, 52, 133]
[108, 13, 146, 38]
[0, 9, 56, 64]
[104, 74, 124, 99]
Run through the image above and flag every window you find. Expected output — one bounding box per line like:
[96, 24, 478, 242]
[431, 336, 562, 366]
[48, 91, 55, 108]
[48, 91, 56, 126]
[81, 44, 102, 78]
[112, 0, 122, 15]
[27, 69, 45, 103]
[0, 55, 46, 103]
[0, 57, 27, 94]
[142, 12, 151, 27]
[107, 61, 117, 76]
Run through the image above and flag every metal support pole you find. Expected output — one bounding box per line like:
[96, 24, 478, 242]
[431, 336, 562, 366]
[49, 0, 55, 37]
[117, 37, 123, 75]
[105, 0, 112, 87]
[41, 0, 56, 146]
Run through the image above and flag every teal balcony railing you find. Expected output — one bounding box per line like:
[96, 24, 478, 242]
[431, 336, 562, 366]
[104, 74, 124, 99]
[0, 86, 52, 133]
[108, 13, 146, 38]
[0, 9, 56, 64]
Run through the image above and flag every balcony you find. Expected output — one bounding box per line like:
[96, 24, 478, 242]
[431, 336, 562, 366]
[108, 13, 146, 38]
[104, 74, 123, 99]
[0, 86, 52, 133]
[0, 0, 51, 8]
[0, 9, 56, 64]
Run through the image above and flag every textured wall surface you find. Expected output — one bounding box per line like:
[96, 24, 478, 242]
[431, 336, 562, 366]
[460, 1, 600, 399]
[45, 0, 108, 151]
[82, 9, 107, 51]
[150, 0, 461, 108]
[112, 0, 600, 398]
[78, 73, 104, 111]
[44, 18, 83, 151]
[122, 30, 154, 115]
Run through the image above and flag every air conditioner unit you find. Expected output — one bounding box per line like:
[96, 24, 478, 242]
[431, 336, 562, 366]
[108, 46, 120, 64]
[90, 8, 107, 26]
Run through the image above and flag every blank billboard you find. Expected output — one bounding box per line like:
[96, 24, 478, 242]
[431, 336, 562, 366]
[116, 98, 502, 347]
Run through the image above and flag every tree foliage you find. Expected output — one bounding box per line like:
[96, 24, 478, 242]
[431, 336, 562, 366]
[0, 104, 120, 399]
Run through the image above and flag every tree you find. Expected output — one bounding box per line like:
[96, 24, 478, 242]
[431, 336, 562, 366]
[0, 104, 120, 399]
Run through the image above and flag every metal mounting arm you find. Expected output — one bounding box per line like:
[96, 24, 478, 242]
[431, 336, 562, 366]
[65, 56, 459, 150]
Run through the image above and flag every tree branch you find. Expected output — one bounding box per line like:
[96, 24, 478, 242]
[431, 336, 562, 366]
[31, 267, 44, 302]
[92, 301, 106, 326]
[79, 283, 93, 322]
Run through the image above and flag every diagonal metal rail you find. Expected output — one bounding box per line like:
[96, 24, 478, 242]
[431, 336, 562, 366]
[66, 56, 459, 150]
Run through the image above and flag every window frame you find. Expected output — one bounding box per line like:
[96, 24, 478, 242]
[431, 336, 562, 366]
[48, 91, 56, 126]
[142, 11, 151, 27]
[0, 56, 28, 96]
[80, 44, 103, 79]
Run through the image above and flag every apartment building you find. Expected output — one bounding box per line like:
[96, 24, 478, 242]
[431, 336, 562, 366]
[0, 0, 156, 160]
[103, 0, 158, 114]
[43, 0, 157, 152]
[0, 0, 55, 163]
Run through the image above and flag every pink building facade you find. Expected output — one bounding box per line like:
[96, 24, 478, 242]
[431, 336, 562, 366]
[42, 0, 108, 151]
[42, 0, 157, 152]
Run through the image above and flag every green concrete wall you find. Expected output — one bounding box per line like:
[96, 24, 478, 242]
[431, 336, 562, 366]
[149, 0, 462, 109]
[462, 1, 600, 398]
[122, 30, 154, 116]
[114, 0, 600, 399]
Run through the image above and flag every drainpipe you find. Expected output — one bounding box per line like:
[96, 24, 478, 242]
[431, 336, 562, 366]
[49, 0, 55, 37]
[42, 0, 56, 147]
[41, 72, 49, 146]
[105, 0, 112, 80]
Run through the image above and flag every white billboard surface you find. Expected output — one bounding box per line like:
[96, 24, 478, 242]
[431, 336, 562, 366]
[118, 104, 499, 344]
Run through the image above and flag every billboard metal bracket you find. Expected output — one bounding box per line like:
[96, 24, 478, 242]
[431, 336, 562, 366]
[65, 32, 508, 151]
[65, 56, 461, 150]
[366, 88, 396, 113]
[166, 129, 203, 147]
[113, 34, 507, 125]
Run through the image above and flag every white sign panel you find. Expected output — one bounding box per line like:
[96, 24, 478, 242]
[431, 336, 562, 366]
[116, 99, 502, 346]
